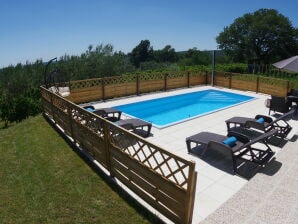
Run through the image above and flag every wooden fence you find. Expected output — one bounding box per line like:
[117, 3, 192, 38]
[214, 72, 291, 97]
[64, 71, 298, 104]
[41, 86, 197, 224]
[65, 71, 207, 104]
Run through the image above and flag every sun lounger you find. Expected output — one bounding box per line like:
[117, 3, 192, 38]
[93, 108, 122, 122]
[186, 128, 277, 175]
[115, 118, 152, 137]
[83, 106, 122, 122]
[225, 109, 294, 139]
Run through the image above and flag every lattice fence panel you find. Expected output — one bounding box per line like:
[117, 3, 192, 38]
[189, 70, 206, 77]
[167, 71, 188, 79]
[108, 124, 193, 190]
[70, 78, 102, 90]
[139, 72, 165, 81]
[70, 106, 105, 138]
[51, 93, 69, 113]
[104, 75, 136, 85]
[66, 102, 108, 166]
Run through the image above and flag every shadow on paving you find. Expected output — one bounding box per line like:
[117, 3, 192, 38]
[259, 158, 283, 176]
[189, 144, 282, 180]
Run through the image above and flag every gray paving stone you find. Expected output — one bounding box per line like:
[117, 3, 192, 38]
[200, 207, 244, 224]
[251, 202, 292, 224]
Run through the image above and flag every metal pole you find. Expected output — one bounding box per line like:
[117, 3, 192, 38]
[211, 50, 216, 86]
[44, 57, 57, 87]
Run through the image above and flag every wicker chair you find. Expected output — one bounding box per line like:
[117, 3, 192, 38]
[268, 95, 291, 115]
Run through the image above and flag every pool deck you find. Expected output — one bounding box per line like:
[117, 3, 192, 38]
[89, 86, 298, 224]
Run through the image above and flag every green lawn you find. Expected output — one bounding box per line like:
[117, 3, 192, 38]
[0, 115, 155, 224]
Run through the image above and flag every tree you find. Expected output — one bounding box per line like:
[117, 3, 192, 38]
[153, 45, 177, 63]
[130, 40, 153, 67]
[178, 48, 212, 66]
[216, 9, 298, 64]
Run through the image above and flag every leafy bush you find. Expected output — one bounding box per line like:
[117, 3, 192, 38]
[216, 63, 248, 73]
[0, 88, 41, 127]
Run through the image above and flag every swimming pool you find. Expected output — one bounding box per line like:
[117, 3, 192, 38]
[115, 89, 255, 128]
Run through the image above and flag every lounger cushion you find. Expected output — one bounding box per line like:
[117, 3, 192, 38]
[58, 87, 70, 97]
[256, 117, 265, 123]
[223, 136, 237, 147]
[86, 107, 94, 112]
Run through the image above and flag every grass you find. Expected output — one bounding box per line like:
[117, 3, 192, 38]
[0, 115, 155, 224]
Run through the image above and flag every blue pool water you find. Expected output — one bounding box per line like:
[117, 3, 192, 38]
[115, 89, 255, 128]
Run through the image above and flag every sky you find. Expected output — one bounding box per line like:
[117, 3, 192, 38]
[1, 0, 298, 68]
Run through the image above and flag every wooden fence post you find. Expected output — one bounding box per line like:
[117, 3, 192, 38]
[256, 77, 259, 93]
[164, 73, 168, 91]
[103, 121, 113, 176]
[286, 80, 290, 93]
[229, 73, 232, 89]
[187, 71, 190, 88]
[136, 74, 140, 95]
[41, 88, 47, 115]
[183, 164, 197, 224]
[50, 93, 56, 124]
[102, 79, 105, 101]
[67, 103, 74, 139]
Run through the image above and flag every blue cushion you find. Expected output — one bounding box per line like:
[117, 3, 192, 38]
[223, 136, 237, 147]
[86, 107, 94, 112]
[256, 117, 265, 123]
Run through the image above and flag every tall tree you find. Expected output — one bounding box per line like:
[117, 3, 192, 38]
[216, 9, 298, 64]
[130, 40, 153, 67]
[153, 45, 177, 63]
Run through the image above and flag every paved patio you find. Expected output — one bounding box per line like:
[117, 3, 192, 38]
[89, 86, 298, 224]
[200, 132, 298, 224]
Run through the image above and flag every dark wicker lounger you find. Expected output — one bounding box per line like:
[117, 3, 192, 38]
[186, 128, 277, 175]
[83, 106, 122, 122]
[115, 119, 152, 138]
[225, 109, 294, 139]
[93, 108, 122, 122]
